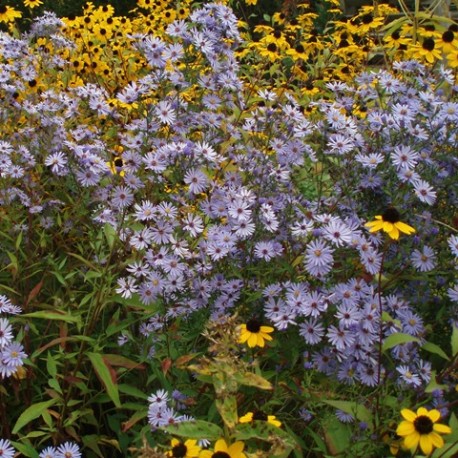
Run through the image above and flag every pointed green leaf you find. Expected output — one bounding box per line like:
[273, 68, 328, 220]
[382, 333, 420, 352]
[452, 325, 458, 357]
[164, 420, 223, 440]
[12, 399, 58, 434]
[22, 310, 80, 324]
[87, 352, 121, 408]
[215, 395, 238, 428]
[422, 341, 450, 361]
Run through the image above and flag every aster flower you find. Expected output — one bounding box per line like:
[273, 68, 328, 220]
[199, 439, 246, 458]
[238, 319, 273, 348]
[411, 246, 437, 272]
[167, 438, 201, 457]
[396, 407, 451, 455]
[239, 410, 282, 427]
[55, 441, 81, 458]
[365, 208, 415, 240]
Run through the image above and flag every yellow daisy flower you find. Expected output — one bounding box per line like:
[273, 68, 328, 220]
[365, 208, 415, 240]
[239, 410, 282, 427]
[238, 319, 273, 348]
[199, 439, 246, 458]
[396, 407, 452, 455]
[24, 0, 43, 9]
[0, 5, 22, 23]
[167, 438, 201, 457]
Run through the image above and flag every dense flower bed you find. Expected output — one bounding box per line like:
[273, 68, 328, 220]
[0, 1, 457, 457]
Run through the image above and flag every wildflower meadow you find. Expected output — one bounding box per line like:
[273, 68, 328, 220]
[0, 0, 457, 457]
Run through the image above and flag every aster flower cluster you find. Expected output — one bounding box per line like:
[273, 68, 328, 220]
[147, 389, 191, 429]
[38, 442, 81, 458]
[0, 295, 26, 378]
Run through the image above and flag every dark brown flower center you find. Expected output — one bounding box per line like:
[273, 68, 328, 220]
[442, 30, 454, 43]
[212, 453, 230, 458]
[246, 319, 261, 333]
[267, 43, 277, 52]
[172, 443, 188, 457]
[382, 208, 400, 223]
[422, 38, 435, 51]
[253, 410, 268, 421]
[414, 415, 434, 434]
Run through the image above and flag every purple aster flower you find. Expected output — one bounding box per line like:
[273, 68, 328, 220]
[299, 318, 325, 344]
[396, 365, 422, 387]
[40, 446, 57, 458]
[335, 410, 355, 423]
[0, 319, 13, 348]
[111, 186, 134, 209]
[447, 284, 458, 302]
[448, 235, 458, 257]
[0, 439, 15, 458]
[184, 168, 208, 195]
[327, 325, 355, 351]
[304, 239, 334, 277]
[254, 241, 278, 261]
[55, 442, 81, 458]
[411, 245, 437, 272]
[413, 179, 436, 205]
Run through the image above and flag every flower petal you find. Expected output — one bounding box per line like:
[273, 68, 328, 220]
[401, 408, 417, 422]
[433, 423, 452, 434]
[430, 432, 445, 448]
[247, 333, 259, 348]
[397, 420, 415, 436]
[395, 221, 416, 234]
[426, 409, 441, 423]
[239, 412, 253, 423]
[419, 434, 433, 455]
[260, 326, 274, 333]
[214, 439, 229, 453]
[417, 407, 429, 417]
[228, 441, 245, 456]
[388, 226, 400, 239]
[403, 430, 420, 449]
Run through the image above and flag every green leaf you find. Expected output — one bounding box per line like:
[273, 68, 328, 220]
[163, 420, 223, 440]
[46, 352, 57, 378]
[235, 422, 296, 458]
[422, 341, 450, 361]
[87, 352, 121, 408]
[12, 399, 58, 434]
[118, 384, 149, 400]
[321, 400, 372, 423]
[22, 310, 80, 324]
[452, 325, 458, 357]
[425, 370, 448, 393]
[103, 223, 117, 249]
[11, 441, 39, 458]
[215, 396, 238, 428]
[232, 371, 272, 390]
[382, 333, 420, 352]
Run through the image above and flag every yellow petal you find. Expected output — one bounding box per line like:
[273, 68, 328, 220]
[239, 412, 253, 423]
[388, 226, 400, 240]
[426, 409, 441, 423]
[431, 432, 445, 448]
[419, 434, 433, 455]
[228, 441, 245, 456]
[401, 408, 417, 422]
[395, 221, 416, 234]
[214, 439, 229, 453]
[397, 421, 415, 436]
[238, 330, 250, 343]
[199, 451, 212, 458]
[382, 222, 394, 233]
[247, 333, 258, 347]
[365, 221, 384, 232]
[417, 407, 429, 417]
[433, 423, 452, 434]
[404, 430, 420, 449]
[260, 326, 274, 333]
[260, 331, 273, 341]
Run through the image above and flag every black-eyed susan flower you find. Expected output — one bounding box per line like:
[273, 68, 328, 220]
[413, 37, 442, 64]
[238, 319, 273, 348]
[239, 410, 282, 427]
[0, 5, 22, 23]
[24, 0, 43, 9]
[396, 407, 452, 455]
[365, 208, 415, 240]
[167, 438, 201, 457]
[199, 439, 246, 458]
